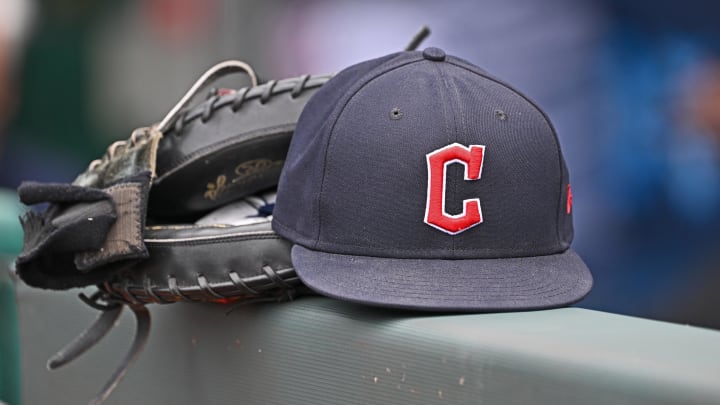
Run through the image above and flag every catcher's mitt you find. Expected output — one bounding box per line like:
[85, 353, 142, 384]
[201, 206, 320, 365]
[14, 60, 329, 404]
[16, 61, 330, 290]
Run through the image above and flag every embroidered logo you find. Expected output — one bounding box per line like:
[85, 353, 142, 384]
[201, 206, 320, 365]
[424, 143, 485, 234]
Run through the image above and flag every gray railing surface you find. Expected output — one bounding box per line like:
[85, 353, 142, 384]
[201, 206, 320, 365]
[16, 285, 720, 405]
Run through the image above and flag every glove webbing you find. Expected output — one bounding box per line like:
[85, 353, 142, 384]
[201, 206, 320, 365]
[171, 74, 331, 134]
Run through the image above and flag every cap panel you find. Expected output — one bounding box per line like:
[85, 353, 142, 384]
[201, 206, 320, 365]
[447, 56, 574, 249]
[273, 52, 412, 245]
[446, 63, 563, 254]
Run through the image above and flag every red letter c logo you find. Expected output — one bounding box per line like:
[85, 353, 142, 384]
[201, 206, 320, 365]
[424, 143, 485, 234]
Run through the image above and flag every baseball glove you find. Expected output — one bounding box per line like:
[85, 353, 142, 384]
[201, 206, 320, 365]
[16, 60, 330, 290]
[14, 60, 329, 404]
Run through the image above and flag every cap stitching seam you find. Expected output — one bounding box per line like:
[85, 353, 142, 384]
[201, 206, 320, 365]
[441, 64, 473, 255]
[434, 62, 458, 254]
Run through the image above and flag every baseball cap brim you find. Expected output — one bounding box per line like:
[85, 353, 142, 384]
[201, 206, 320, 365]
[292, 245, 593, 312]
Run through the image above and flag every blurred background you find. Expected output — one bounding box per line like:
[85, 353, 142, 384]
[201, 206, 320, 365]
[1, 0, 720, 331]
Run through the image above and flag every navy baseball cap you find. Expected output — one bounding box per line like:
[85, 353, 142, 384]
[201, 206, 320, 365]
[272, 47, 592, 311]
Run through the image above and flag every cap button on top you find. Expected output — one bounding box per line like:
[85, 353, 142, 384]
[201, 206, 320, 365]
[422, 47, 446, 62]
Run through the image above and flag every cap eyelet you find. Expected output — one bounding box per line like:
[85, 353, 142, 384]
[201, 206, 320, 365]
[390, 107, 403, 120]
[494, 110, 508, 121]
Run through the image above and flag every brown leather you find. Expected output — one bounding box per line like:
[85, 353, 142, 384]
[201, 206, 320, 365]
[75, 181, 149, 271]
[74, 127, 162, 188]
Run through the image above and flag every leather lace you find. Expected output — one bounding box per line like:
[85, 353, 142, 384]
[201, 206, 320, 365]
[47, 291, 150, 405]
[172, 74, 330, 133]
[49, 263, 301, 405]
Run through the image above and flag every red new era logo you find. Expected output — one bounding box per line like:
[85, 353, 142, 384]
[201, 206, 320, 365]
[424, 143, 485, 235]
